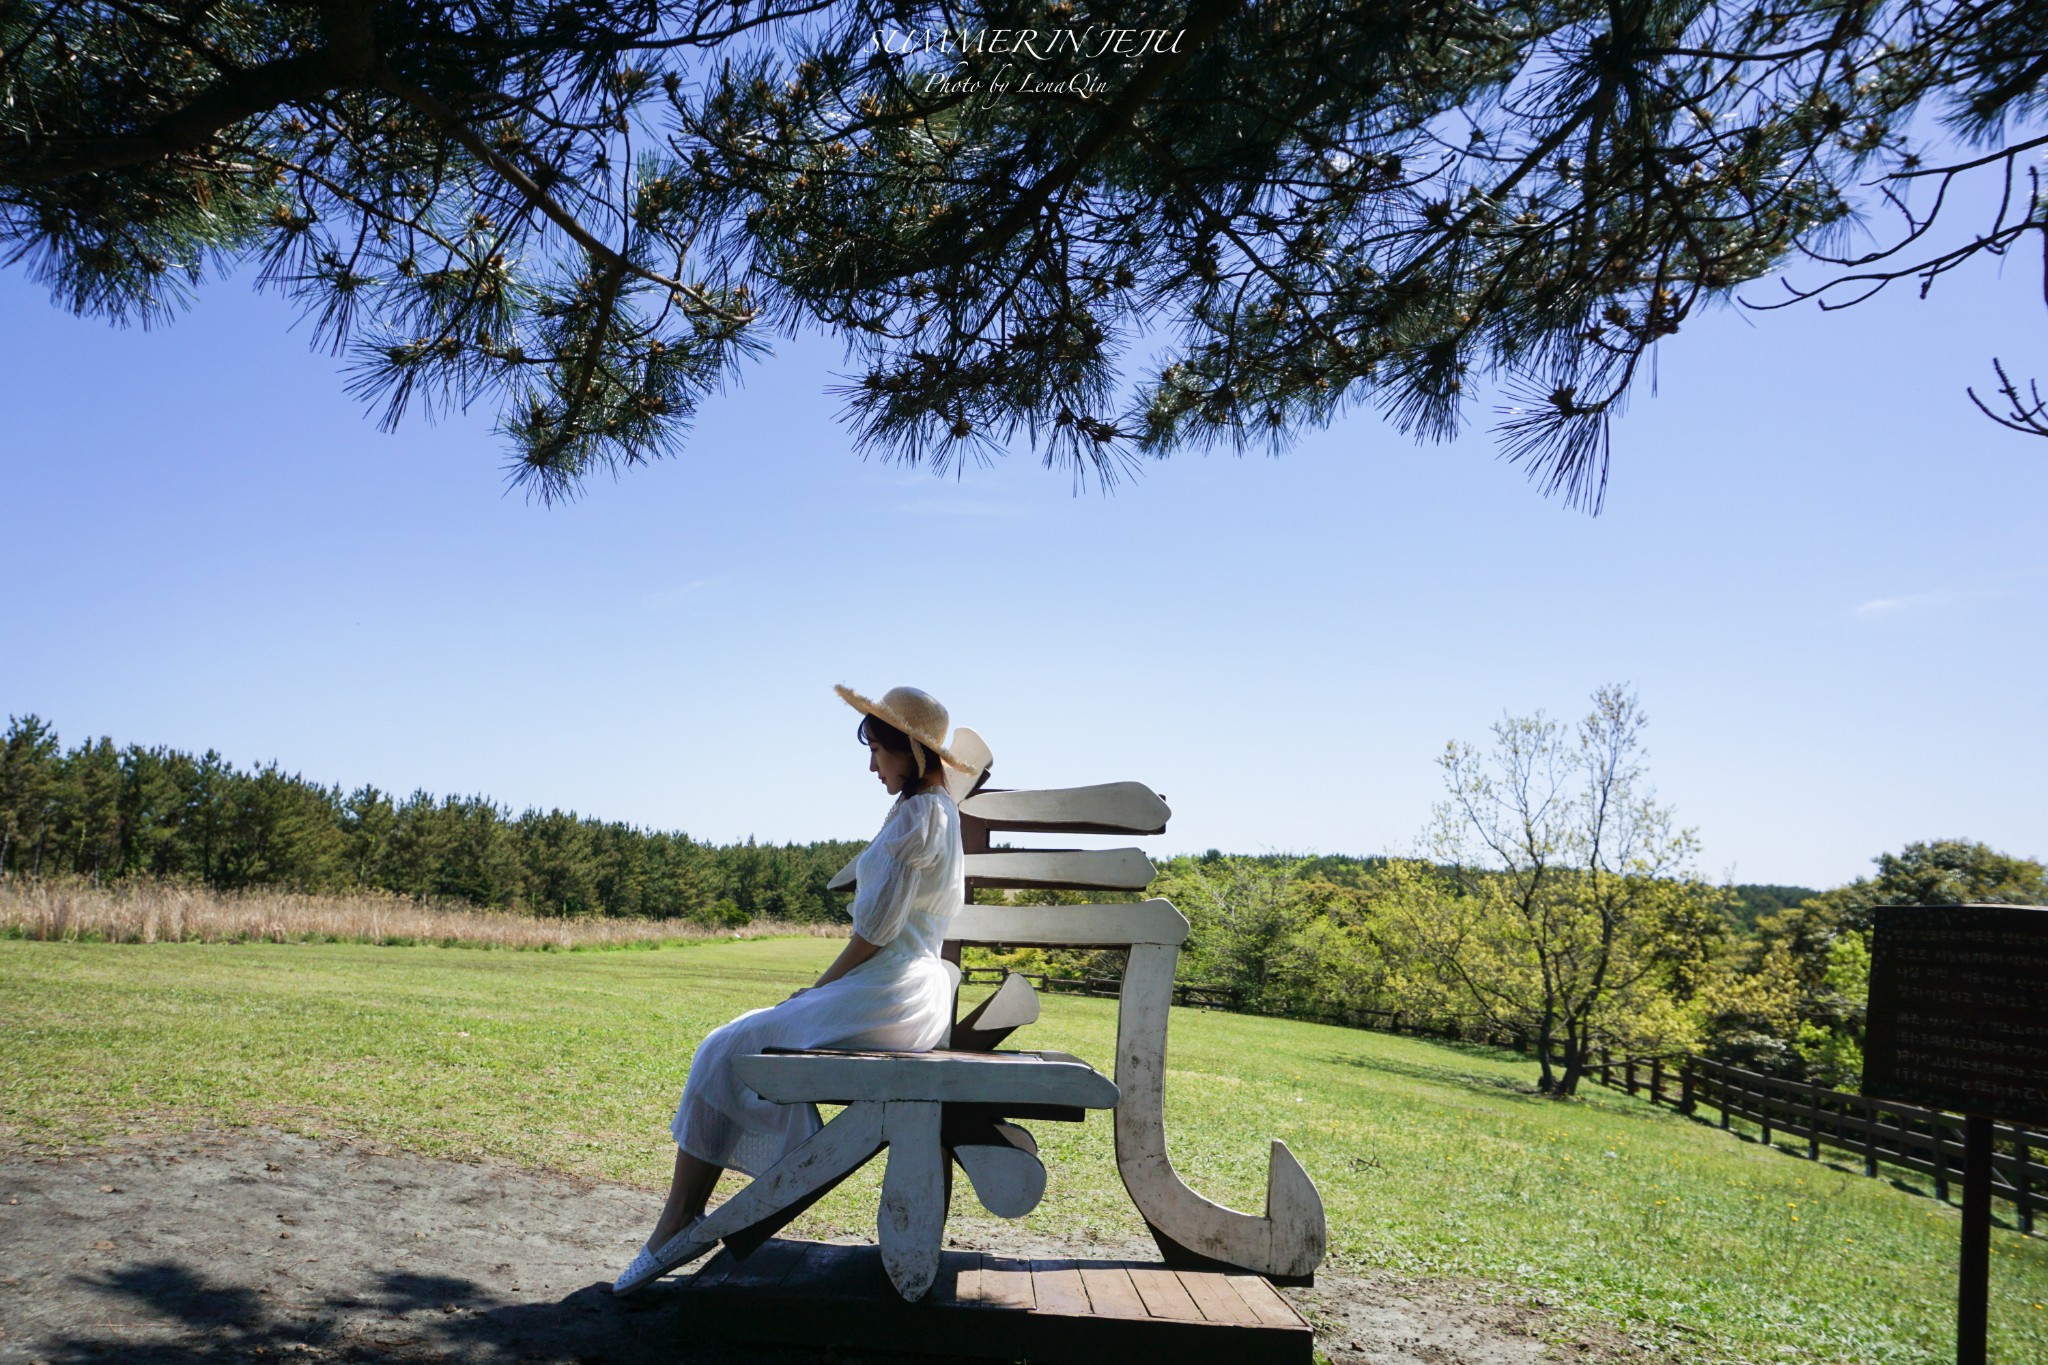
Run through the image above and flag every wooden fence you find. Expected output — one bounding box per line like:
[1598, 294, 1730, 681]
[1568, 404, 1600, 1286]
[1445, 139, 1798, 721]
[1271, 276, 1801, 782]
[967, 965, 2043, 1233]
[1573, 1049, 2045, 1234]
[959, 965, 1239, 1010]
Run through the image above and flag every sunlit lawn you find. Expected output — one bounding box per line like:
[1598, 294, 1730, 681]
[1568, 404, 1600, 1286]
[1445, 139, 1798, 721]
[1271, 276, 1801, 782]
[3, 938, 2043, 1364]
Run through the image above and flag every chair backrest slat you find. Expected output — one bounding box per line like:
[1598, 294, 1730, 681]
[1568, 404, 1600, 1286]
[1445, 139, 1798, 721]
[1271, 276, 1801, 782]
[949, 899, 1190, 948]
[829, 847, 1155, 894]
[960, 782, 1170, 835]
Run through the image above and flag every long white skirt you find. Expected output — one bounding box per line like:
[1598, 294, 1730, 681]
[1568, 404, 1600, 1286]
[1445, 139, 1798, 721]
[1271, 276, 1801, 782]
[671, 944, 956, 1176]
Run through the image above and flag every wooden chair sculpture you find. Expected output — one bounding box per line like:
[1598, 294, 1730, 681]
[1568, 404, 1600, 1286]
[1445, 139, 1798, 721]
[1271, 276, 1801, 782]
[650, 730, 1327, 1301]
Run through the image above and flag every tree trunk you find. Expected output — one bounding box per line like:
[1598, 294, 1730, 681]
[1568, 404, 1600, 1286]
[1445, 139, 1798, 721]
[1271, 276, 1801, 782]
[1556, 1021, 1586, 1097]
[1536, 1015, 1558, 1094]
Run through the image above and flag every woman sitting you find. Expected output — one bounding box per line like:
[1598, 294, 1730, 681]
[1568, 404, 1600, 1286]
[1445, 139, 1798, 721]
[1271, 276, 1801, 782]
[613, 683, 974, 1292]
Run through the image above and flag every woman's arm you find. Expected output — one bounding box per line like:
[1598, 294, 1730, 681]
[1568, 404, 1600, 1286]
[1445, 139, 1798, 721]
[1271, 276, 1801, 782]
[790, 931, 883, 997]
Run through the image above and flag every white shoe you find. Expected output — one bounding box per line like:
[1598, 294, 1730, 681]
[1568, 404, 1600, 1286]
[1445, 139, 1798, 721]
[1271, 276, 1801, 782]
[610, 1216, 705, 1295]
[611, 1241, 665, 1295]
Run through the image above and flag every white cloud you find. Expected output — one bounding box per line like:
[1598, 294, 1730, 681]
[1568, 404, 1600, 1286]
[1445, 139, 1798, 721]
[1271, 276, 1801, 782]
[1853, 591, 1949, 618]
[641, 575, 729, 611]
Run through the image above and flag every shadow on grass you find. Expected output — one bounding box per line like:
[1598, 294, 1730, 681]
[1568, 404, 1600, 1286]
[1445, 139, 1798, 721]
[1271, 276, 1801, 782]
[1317, 1050, 1546, 1101]
[1665, 1111, 2036, 1234]
[41, 1255, 888, 1364]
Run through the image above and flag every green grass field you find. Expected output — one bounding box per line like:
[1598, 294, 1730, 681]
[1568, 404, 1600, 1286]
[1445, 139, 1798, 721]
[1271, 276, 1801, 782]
[3, 937, 2043, 1364]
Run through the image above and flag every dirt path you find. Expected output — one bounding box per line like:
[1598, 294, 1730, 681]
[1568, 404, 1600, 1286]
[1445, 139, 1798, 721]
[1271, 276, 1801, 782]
[0, 1127, 1609, 1364]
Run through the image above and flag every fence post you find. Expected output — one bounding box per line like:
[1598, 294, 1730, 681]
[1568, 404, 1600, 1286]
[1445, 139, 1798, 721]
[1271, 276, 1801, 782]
[1808, 1079, 1822, 1160]
[1719, 1061, 1731, 1129]
[1650, 1057, 1664, 1107]
[1625, 1055, 1638, 1096]
[1933, 1119, 1950, 1203]
[1600, 1048, 1611, 1085]
[2017, 1135, 2034, 1236]
[1759, 1074, 1773, 1148]
[1864, 1097, 1880, 1178]
[1679, 1059, 1695, 1116]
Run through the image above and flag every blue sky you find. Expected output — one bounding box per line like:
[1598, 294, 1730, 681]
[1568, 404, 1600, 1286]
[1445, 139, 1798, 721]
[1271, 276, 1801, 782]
[3, 226, 2043, 891]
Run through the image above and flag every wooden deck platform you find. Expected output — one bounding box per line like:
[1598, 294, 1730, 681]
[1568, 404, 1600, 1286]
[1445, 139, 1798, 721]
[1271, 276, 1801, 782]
[672, 1237, 1315, 1363]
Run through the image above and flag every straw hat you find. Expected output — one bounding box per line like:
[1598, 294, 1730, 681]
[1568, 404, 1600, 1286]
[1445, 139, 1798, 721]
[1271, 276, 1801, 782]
[835, 683, 974, 780]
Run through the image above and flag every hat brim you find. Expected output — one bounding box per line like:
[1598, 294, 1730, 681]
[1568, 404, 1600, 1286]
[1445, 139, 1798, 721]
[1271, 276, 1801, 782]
[835, 683, 975, 772]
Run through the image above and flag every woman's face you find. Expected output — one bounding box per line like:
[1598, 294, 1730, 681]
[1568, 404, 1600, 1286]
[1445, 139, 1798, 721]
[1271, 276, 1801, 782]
[867, 737, 919, 795]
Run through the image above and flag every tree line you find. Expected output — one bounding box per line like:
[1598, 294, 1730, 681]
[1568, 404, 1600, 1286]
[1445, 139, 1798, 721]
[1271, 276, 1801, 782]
[1101, 688, 2046, 1096]
[1093, 835, 2044, 1098]
[9, 704, 2041, 1097]
[0, 715, 861, 924]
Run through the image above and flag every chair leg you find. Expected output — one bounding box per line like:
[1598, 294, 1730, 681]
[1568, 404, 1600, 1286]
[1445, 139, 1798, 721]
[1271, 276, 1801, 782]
[663, 1101, 887, 1273]
[878, 1101, 946, 1301]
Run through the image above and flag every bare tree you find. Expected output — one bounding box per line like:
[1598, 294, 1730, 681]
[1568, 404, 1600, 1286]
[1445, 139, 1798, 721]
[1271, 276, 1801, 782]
[1404, 684, 1702, 1095]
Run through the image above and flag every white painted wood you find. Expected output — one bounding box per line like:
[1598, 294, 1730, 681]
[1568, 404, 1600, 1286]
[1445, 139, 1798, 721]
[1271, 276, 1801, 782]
[878, 1101, 947, 1301]
[987, 1118, 1037, 1157]
[948, 898, 1191, 948]
[959, 782, 1171, 835]
[954, 1140, 1047, 1219]
[833, 848, 1155, 895]
[1111, 941, 1327, 1280]
[734, 1049, 1118, 1108]
[967, 848, 1156, 890]
[941, 727, 994, 803]
[661, 1100, 887, 1268]
[962, 972, 1040, 1034]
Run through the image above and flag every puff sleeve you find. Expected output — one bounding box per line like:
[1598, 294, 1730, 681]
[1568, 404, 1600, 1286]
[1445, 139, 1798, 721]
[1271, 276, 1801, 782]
[850, 791, 950, 947]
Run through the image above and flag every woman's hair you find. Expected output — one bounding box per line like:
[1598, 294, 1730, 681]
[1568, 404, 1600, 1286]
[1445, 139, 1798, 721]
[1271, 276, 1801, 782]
[856, 712, 942, 794]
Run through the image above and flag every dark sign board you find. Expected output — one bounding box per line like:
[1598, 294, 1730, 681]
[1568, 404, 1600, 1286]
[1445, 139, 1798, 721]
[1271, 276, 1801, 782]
[1863, 904, 2048, 1127]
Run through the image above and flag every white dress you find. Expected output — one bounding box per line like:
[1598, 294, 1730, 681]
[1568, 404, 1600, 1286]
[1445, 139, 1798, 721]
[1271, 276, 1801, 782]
[671, 786, 963, 1176]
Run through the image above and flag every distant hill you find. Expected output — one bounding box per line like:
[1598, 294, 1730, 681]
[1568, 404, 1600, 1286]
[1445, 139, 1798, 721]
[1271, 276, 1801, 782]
[1173, 855, 1824, 931]
[1727, 883, 1820, 931]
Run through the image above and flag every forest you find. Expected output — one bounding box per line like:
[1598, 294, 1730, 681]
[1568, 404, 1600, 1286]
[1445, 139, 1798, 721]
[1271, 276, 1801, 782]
[0, 715, 860, 925]
[6, 710, 2044, 1097]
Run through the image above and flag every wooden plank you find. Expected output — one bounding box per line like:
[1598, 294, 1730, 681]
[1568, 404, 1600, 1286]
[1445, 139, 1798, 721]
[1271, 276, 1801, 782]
[1178, 1269, 1262, 1324]
[960, 781, 1171, 835]
[845, 845, 1155, 895]
[979, 1256, 1037, 1311]
[966, 848, 1157, 891]
[1076, 1263, 1151, 1320]
[718, 1236, 810, 1291]
[775, 1240, 871, 1297]
[952, 972, 1041, 1052]
[937, 1251, 984, 1307]
[767, 1240, 836, 1294]
[1226, 1274, 1305, 1329]
[1127, 1264, 1206, 1321]
[877, 1102, 947, 1301]
[680, 1100, 885, 1267]
[736, 1049, 1119, 1108]
[680, 1240, 1316, 1364]
[953, 1139, 1047, 1218]
[1114, 942, 1328, 1282]
[951, 899, 1191, 948]
[683, 1246, 739, 1291]
[1026, 1258, 1091, 1317]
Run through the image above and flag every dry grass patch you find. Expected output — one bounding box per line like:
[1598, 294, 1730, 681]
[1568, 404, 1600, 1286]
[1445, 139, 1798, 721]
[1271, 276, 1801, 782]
[0, 879, 844, 950]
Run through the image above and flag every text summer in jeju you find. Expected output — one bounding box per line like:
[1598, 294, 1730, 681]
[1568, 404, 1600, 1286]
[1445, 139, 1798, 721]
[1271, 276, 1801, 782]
[867, 24, 1191, 61]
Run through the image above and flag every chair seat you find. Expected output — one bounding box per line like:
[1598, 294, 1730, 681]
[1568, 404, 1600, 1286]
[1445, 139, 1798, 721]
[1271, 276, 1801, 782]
[736, 1047, 1119, 1108]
